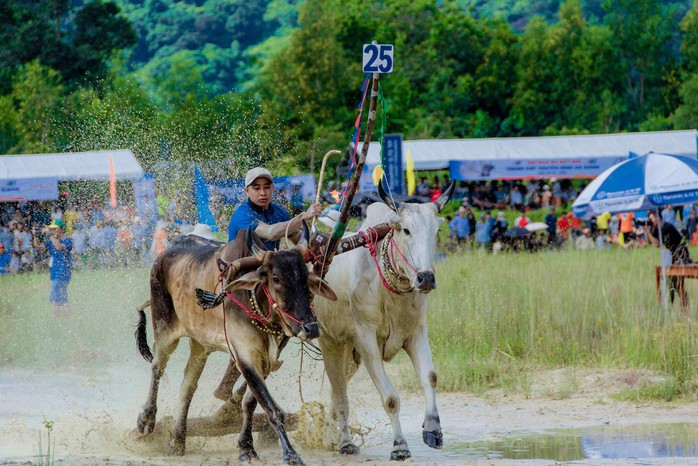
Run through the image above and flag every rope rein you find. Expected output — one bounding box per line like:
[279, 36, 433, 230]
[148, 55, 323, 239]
[360, 227, 420, 295]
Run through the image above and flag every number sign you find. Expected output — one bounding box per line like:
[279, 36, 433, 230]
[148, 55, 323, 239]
[362, 43, 394, 74]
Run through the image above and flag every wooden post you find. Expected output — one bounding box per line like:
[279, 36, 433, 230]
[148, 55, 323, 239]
[314, 73, 380, 278]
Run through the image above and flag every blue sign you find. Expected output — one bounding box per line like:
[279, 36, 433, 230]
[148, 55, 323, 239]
[382, 134, 403, 195]
[449, 156, 627, 181]
[209, 174, 316, 206]
[0, 177, 58, 201]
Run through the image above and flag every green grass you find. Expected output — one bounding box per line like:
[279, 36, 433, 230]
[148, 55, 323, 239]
[2, 246, 697, 400]
[415, 246, 698, 398]
[0, 267, 150, 368]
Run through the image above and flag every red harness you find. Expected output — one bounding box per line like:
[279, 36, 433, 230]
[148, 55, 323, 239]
[359, 227, 419, 295]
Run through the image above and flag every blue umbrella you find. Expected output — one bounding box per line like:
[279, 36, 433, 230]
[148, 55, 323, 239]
[572, 152, 698, 308]
[572, 152, 698, 218]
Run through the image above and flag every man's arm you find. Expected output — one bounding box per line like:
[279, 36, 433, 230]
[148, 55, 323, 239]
[254, 202, 322, 242]
[643, 225, 660, 247]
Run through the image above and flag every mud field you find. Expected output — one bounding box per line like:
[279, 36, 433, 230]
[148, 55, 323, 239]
[2, 333, 698, 466]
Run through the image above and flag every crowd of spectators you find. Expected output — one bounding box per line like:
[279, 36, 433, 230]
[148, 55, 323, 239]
[0, 190, 204, 275]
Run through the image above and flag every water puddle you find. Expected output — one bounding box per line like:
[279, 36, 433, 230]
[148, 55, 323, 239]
[445, 423, 698, 460]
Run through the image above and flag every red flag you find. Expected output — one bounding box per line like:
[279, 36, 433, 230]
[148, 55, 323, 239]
[109, 155, 117, 208]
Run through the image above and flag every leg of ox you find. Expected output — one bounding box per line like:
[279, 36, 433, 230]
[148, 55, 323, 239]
[170, 339, 211, 456]
[355, 324, 411, 461]
[236, 355, 303, 465]
[320, 341, 359, 455]
[404, 319, 443, 449]
[136, 336, 180, 437]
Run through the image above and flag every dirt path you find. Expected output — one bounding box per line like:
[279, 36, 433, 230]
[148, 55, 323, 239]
[1, 347, 697, 465]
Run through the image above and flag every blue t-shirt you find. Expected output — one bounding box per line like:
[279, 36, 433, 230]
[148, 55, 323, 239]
[228, 199, 291, 250]
[46, 238, 73, 281]
[450, 216, 470, 238]
[0, 251, 10, 273]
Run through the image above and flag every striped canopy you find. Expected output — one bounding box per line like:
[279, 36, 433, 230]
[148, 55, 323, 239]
[572, 153, 698, 219]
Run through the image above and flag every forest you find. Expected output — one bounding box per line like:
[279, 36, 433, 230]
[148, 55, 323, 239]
[2, 0, 698, 176]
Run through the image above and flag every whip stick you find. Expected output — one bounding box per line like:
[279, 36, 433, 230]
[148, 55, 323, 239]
[312, 149, 342, 230]
[315, 73, 380, 277]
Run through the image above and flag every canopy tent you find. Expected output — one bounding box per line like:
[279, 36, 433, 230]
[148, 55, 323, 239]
[362, 130, 698, 181]
[0, 150, 143, 202]
[0, 150, 143, 181]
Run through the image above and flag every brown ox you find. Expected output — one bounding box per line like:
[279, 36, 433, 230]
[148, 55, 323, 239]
[134, 225, 336, 465]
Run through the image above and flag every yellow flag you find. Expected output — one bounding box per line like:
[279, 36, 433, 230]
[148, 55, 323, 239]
[406, 149, 416, 195]
[372, 165, 384, 185]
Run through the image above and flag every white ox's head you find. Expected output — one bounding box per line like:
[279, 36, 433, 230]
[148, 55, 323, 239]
[374, 181, 455, 293]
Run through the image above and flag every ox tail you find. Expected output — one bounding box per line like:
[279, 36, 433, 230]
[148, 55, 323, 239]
[135, 300, 154, 363]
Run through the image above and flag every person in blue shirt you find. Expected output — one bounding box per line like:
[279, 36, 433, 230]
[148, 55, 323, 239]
[449, 206, 470, 245]
[228, 167, 322, 250]
[44, 219, 73, 316]
[0, 243, 10, 273]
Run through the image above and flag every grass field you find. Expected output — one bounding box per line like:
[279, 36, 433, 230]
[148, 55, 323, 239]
[1, 246, 696, 400]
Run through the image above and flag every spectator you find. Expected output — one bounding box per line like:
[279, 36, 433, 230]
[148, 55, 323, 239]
[551, 178, 563, 207]
[557, 212, 571, 241]
[645, 210, 691, 264]
[544, 206, 557, 244]
[609, 215, 620, 243]
[491, 211, 509, 242]
[450, 207, 470, 245]
[618, 212, 636, 248]
[575, 227, 595, 250]
[596, 211, 611, 235]
[568, 211, 582, 238]
[151, 220, 170, 258]
[509, 185, 524, 210]
[13, 222, 32, 254]
[71, 224, 88, 269]
[686, 208, 698, 245]
[102, 221, 118, 267]
[475, 214, 490, 249]
[290, 184, 305, 216]
[494, 185, 509, 210]
[541, 185, 552, 210]
[44, 219, 73, 316]
[0, 224, 13, 252]
[0, 243, 10, 273]
[417, 178, 430, 197]
[595, 232, 612, 250]
[661, 205, 677, 228]
[514, 209, 530, 228]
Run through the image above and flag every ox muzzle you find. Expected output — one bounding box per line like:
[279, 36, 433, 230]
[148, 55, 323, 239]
[416, 271, 436, 293]
[298, 321, 320, 341]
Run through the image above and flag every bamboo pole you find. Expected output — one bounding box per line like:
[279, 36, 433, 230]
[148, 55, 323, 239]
[314, 73, 380, 278]
[312, 149, 341, 230]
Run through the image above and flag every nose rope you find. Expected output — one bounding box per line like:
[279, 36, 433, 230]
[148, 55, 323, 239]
[389, 234, 420, 275]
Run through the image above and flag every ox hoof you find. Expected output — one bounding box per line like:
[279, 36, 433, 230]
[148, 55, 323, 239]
[339, 443, 360, 455]
[390, 449, 411, 461]
[239, 448, 259, 462]
[423, 429, 443, 449]
[167, 439, 186, 456]
[284, 452, 304, 465]
[136, 412, 155, 436]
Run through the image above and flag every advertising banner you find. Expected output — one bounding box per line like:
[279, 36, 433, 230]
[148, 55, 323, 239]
[449, 156, 627, 181]
[0, 177, 58, 202]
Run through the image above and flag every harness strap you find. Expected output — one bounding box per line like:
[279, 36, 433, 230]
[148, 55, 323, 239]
[360, 228, 401, 295]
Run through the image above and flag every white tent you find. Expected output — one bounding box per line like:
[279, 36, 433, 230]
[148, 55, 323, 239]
[0, 150, 143, 181]
[364, 130, 698, 172]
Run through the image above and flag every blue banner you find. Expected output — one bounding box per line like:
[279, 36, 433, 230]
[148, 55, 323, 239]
[0, 177, 58, 202]
[194, 164, 219, 232]
[449, 156, 627, 181]
[208, 174, 316, 206]
[382, 134, 403, 194]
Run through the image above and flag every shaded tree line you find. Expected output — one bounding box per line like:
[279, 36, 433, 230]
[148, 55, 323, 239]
[2, 0, 698, 177]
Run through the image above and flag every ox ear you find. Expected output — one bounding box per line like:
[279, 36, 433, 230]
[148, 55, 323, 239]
[432, 181, 456, 213]
[308, 273, 337, 301]
[225, 271, 261, 291]
[378, 178, 401, 212]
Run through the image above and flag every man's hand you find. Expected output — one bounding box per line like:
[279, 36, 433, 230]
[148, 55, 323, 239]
[302, 202, 323, 220]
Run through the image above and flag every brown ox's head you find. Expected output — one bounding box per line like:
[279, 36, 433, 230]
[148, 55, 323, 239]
[203, 222, 336, 340]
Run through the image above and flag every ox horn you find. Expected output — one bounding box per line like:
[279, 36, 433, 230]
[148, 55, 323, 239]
[433, 181, 456, 213]
[245, 227, 267, 260]
[378, 179, 401, 212]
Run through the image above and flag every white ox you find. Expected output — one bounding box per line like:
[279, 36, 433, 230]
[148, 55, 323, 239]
[313, 182, 454, 460]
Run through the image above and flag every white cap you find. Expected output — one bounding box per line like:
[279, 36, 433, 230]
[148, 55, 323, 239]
[190, 223, 214, 240]
[245, 167, 274, 187]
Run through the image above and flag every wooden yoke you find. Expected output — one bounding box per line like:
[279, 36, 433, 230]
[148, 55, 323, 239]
[310, 223, 391, 274]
